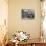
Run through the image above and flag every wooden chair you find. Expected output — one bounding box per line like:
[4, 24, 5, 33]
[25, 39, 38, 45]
[5, 42, 15, 46]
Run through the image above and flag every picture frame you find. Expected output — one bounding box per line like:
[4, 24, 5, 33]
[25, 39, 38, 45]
[21, 9, 35, 19]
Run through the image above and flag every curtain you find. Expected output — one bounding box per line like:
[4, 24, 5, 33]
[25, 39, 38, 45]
[0, 0, 8, 45]
[43, 0, 46, 39]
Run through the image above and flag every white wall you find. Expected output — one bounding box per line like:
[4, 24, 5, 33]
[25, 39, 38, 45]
[8, 0, 41, 39]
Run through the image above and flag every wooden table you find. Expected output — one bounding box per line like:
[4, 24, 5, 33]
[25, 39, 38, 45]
[18, 38, 46, 46]
[5, 38, 46, 46]
[6, 42, 46, 46]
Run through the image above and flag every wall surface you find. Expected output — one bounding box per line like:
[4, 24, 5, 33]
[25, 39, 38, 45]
[8, 0, 41, 38]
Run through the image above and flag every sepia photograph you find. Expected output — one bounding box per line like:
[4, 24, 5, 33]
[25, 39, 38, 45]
[22, 9, 35, 19]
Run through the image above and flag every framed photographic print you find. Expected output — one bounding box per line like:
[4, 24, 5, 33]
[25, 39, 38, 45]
[21, 9, 35, 19]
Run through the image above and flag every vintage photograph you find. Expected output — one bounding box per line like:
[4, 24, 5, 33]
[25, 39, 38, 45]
[22, 9, 35, 19]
